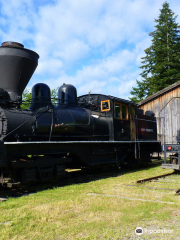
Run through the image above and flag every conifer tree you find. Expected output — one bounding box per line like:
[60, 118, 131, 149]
[130, 2, 180, 103]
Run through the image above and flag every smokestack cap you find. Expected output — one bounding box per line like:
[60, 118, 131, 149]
[1, 41, 24, 48]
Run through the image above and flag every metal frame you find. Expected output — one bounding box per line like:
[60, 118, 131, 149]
[162, 143, 180, 170]
[4, 140, 160, 144]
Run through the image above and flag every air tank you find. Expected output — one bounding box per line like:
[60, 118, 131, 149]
[0, 41, 39, 102]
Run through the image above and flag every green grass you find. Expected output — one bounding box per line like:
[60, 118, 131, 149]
[0, 164, 180, 239]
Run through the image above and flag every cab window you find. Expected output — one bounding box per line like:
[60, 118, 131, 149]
[114, 102, 128, 120]
[101, 100, 110, 112]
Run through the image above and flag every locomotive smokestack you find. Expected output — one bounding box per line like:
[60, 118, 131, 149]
[0, 41, 39, 102]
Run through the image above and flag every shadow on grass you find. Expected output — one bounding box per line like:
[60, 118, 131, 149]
[1, 158, 178, 199]
[58, 158, 168, 187]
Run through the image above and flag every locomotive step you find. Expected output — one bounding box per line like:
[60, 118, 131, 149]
[162, 163, 180, 170]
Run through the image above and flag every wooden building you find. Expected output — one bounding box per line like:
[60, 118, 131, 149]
[138, 81, 180, 147]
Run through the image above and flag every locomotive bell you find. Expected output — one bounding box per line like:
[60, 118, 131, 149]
[0, 41, 39, 102]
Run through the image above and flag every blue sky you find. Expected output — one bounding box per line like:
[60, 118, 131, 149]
[0, 0, 180, 99]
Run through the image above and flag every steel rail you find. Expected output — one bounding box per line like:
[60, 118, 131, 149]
[136, 171, 175, 183]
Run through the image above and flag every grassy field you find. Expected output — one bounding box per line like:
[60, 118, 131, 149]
[0, 163, 180, 240]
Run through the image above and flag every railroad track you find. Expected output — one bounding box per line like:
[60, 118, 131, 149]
[135, 170, 180, 195]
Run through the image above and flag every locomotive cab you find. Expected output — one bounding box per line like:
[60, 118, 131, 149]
[77, 94, 136, 141]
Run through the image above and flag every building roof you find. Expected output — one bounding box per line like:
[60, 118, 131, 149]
[138, 80, 180, 107]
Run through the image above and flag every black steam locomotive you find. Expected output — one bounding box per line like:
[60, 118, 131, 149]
[0, 42, 160, 187]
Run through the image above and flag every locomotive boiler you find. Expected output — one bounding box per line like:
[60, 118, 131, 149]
[0, 42, 161, 187]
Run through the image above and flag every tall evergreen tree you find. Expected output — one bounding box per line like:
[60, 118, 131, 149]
[130, 1, 180, 103]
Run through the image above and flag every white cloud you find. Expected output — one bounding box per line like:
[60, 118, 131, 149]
[54, 39, 90, 62]
[36, 58, 64, 75]
[39, 46, 142, 100]
[0, 0, 180, 100]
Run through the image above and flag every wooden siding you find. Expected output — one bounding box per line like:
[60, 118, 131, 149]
[138, 86, 180, 146]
